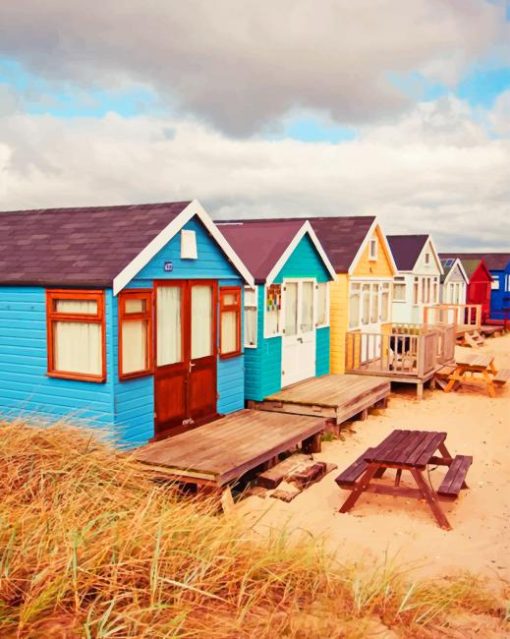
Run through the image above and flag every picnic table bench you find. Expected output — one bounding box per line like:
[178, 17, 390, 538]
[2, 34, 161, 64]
[335, 429, 472, 530]
[444, 352, 509, 397]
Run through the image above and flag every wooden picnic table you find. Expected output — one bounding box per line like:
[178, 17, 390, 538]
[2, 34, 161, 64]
[336, 429, 472, 530]
[444, 352, 503, 397]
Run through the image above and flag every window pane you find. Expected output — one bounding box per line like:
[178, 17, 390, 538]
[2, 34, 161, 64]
[55, 299, 97, 314]
[370, 284, 378, 323]
[284, 282, 298, 336]
[244, 287, 257, 307]
[221, 310, 238, 354]
[191, 285, 212, 359]
[362, 285, 370, 325]
[413, 280, 419, 304]
[157, 287, 182, 366]
[122, 319, 147, 374]
[54, 321, 101, 375]
[222, 292, 237, 306]
[317, 283, 327, 326]
[266, 285, 281, 336]
[125, 298, 146, 314]
[394, 283, 406, 301]
[349, 293, 360, 328]
[381, 291, 389, 322]
[301, 282, 314, 332]
[245, 308, 257, 346]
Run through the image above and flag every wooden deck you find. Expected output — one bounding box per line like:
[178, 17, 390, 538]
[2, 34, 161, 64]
[133, 409, 325, 487]
[248, 374, 390, 424]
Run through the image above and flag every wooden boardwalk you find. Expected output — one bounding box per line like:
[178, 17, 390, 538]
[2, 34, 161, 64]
[248, 374, 390, 424]
[134, 409, 324, 487]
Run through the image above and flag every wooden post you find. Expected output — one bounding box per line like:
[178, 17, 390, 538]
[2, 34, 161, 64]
[303, 432, 322, 454]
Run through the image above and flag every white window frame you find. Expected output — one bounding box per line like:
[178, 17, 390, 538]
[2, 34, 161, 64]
[369, 238, 378, 261]
[393, 276, 406, 303]
[315, 282, 329, 328]
[243, 286, 258, 348]
[264, 283, 283, 339]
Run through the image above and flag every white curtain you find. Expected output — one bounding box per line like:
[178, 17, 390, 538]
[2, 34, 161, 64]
[244, 307, 257, 346]
[221, 310, 237, 354]
[157, 287, 181, 366]
[54, 321, 101, 375]
[122, 320, 147, 374]
[381, 291, 389, 322]
[349, 292, 360, 328]
[301, 282, 314, 332]
[370, 284, 379, 323]
[56, 299, 97, 315]
[362, 285, 370, 325]
[284, 283, 298, 336]
[191, 285, 212, 359]
[125, 298, 145, 314]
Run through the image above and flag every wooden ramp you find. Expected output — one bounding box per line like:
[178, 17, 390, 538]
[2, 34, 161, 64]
[133, 409, 324, 488]
[248, 374, 390, 425]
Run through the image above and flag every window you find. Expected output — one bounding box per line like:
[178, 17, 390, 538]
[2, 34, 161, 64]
[491, 276, 500, 290]
[381, 284, 390, 322]
[265, 284, 282, 337]
[301, 282, 314, 332]
[220, 287, 241, 358]
[349, 283, 360, 328]
[370, 283, 379, 323]
[157, 285, 182, 366]
[393, 277, 406, 302]
[244, 287, 258, 348]
[316, 283, 328, 327]
[180, 229, 198, 259]
[46, 290, 106, 382]
[284, 282, 298, 336]
[119, 290, 153, 380]
[425, 252, 430, 265]
[369, 239, 378, 261]
[413, 278, 419, 305]
[432, 277, 438, 303]
[361, 284, 370, 325]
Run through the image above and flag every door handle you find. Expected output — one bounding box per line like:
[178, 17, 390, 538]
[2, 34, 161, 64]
[297, 337, 303, 343]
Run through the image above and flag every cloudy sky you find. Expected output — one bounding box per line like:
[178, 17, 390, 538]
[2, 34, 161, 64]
[1, 0, 509, 249]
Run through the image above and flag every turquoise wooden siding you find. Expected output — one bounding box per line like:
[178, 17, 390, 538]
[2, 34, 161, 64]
[244, 235, 332, 402]
[315, 327, 330, 377]
[273, 234, 331, 284]
[0, 287, 115, 431]
[113, 219, 244, 447]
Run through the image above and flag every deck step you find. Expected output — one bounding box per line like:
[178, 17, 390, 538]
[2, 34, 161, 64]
[437, 455, 473, 498]
[494, 369, 510, 385]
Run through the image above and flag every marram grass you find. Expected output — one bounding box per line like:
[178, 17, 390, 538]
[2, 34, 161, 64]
[0, 420, 506, 638]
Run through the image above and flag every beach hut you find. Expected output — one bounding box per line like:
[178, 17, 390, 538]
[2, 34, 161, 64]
[439, 257, 468, 305]
[300, 217, 397, 374]
[217, 220, 336, 400]
[387, 235, 443, 325]
[439, 254, 493, 323]
[0, 201, 253, 446]
[440, 253, 510, 322]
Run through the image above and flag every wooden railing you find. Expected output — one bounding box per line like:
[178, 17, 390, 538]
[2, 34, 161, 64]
[346, 327, 442, 378]
[423, 304, 482, 332]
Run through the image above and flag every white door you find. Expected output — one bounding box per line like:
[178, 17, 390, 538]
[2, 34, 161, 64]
[281, 280, 316, 387]
[360, 282, 381, 362]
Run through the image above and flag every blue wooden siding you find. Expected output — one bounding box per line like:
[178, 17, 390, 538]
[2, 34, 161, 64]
[489, 265, 510, 320]
[273, 234, 331, 284]
[0, 287, 115, 431]
[315, 327, 330, 377]
[245, 234, 332, 401]
[113, 218, 245, 447]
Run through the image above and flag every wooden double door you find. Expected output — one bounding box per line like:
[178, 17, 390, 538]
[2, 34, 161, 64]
[154, 280, 218, 439]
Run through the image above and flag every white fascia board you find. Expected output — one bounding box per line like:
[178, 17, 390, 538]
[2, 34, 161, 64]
[113, 199, 254, 295]
[347, 218, 398, 276]
[265, 221, 337, 286]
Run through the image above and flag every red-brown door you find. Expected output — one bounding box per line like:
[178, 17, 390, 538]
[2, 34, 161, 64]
[154, 280, 218, 439]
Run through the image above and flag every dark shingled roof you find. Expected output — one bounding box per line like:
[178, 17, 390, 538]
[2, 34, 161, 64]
[0, 201, 191, 287]
[439, 252, 510, 272]
[219, 216, 376, 273]
[217, 219, 305, 283]
[387, 235, 429, 271]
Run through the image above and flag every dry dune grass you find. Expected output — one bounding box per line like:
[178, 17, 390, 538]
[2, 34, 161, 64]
[0, 420, 507, 638]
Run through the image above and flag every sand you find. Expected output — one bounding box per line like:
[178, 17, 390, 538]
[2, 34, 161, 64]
[236, 333, 510, 583]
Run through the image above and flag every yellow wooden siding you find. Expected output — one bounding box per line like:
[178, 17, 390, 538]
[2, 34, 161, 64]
[329, 274, 349, 374]
[352, 225, 395, 278]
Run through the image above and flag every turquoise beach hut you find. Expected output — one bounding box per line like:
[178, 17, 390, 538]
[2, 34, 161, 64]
[0, 201, 253, 446]
[218, 219, 336, 402]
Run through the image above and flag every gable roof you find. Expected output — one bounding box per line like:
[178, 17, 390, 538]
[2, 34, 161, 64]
[217, 219, 336, 284]
[439, 252, 510, 272]
[440, 257, 468, 284]
[386, 235, 429, 271]
[0, 200, 254, 292]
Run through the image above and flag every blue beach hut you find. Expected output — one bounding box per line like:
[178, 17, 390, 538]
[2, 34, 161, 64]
[0, 200, 253, 446]
[218, 219, 336, 401]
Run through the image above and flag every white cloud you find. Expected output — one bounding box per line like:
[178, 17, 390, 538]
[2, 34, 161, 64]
[0, 97, 509, 250]
[0, 0, 508, 134]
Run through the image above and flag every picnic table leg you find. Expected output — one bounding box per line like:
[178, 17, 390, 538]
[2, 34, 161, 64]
[482, 369, 496, 398]
[394, 468, 402, 487]
[339, 463, 380, 514]
[410, 469, 452, 531]
[444, 367, 463, 393]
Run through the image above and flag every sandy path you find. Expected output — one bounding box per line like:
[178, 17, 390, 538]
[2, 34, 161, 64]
[237, 333, 510, 583]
